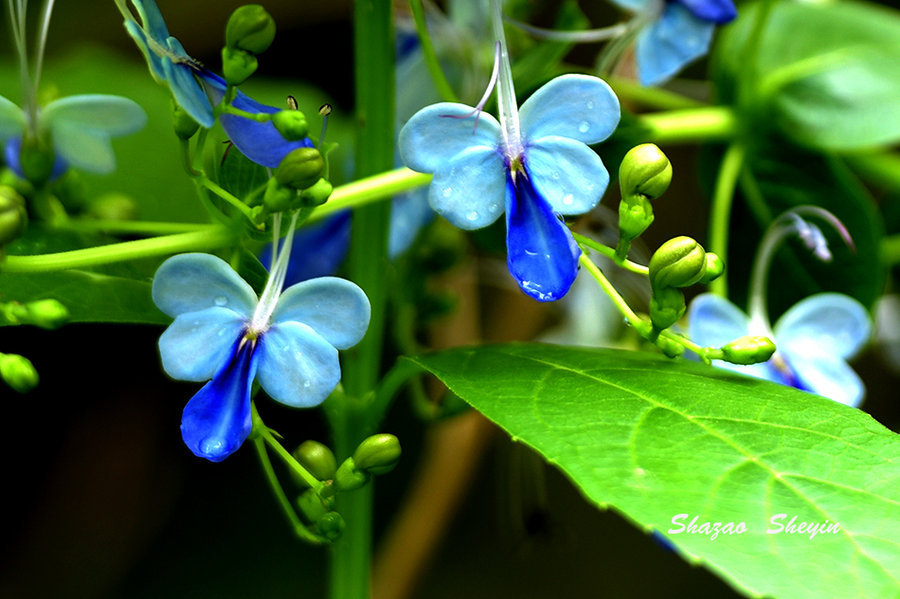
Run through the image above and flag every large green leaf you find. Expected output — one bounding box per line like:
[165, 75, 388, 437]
[410, 344, 900, 599]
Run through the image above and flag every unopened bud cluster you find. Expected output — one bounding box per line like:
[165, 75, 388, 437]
[648, 237, 723, 332]
[222, 5, 275, 86]
[616, 144, 672, 260]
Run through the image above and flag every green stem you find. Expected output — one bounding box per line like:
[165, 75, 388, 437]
[195, 174, 259, 225]
[573, 232, 649, 275]
[0, 226, 236, 273]
[608, 76, 704, 111]
[410, 0, 458, 102]
[882, 235, 900, 266]
[57, 220, 211, 237]
[308, 168, 431, 224]
[639, 106, 737, 144]
[708, 142, 745, 297]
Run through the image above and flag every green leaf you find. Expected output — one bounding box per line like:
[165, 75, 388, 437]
[410, 344, 900, 599]
[715, 0, 900, 150]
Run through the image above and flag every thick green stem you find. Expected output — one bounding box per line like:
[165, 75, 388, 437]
[639, 106, 737, 144]
[410, 0, 458, 102]
[608, 76, 704, 111]
[309, 168, 431, 224]
[709, 143, 745, 297]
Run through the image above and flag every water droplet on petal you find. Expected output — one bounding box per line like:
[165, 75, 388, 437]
[303, 380, 311, 388]
[442, 187, 453, 198]
[578, 121, 590, 134]
[551, 171, 560, 180]
[586, 100, 595, 110]
[562, 194, 574, 206]
[214, 296, 227, 306]
[200, 437, 225, 455]
[466, 210, 479, 222]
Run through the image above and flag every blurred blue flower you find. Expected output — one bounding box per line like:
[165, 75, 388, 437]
[688, 293, 871, 407]
[152, 252, 370, 461]
[611, 0, 737, 86]
[399, 74, 619, 301]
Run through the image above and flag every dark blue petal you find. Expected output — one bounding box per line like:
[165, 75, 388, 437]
[505, 169, 581, 302]
[180, 337, 259, 462]
[260, 212, 352, 286]
[4, 137, 68, 181]
[677, 0, 737, 24]
[201, 73, 313, 168]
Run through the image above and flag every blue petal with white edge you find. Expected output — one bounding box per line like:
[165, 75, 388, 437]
[158, 307, 248, 382]
[181, 338, 259, 462]
[428, 146, 506, 230]
[783, 347, 865, 408]
[256, 322, 340, 408]
[41, 95, 147, 137]
[399, 103, 502, 174]
[678, 0, 737, 24]
[635, 3, 715, 87]
[774, 293, 871, 360]
[0, 95, 26, 141]
[152, 253, 258, 318]
[518, 75, 620, 145]
[203, 73, 313, 168]
[505, 173, 580, 302]
[163, 58, 214, 128]
[687, 293, 752, 348]
[272, 277, 371, 350]
[524, 136, 609, 216]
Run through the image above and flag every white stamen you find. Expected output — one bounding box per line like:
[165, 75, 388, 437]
[491, 0, 523, 161]
[248, 210, 300, 334]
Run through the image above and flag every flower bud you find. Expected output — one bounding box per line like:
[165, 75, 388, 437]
[649, 286, 686, 331]
[655, 335, 685, 358]
[86, 193, 138, 221]
[334, 457, 368, 491]
[619, 143, 672, 200]
[0, 353, 39, 393]
[25, 299, 69, 330]
[315, 511, 345, 543]
[272, 110, 309, 142]
[18, 137, 56, 185]
[698, 252, 725, 285]
[353, 434, 401, 475]
[721, 336, 776, 365]
[292, 440, 337, 482]
[172, 101, 200, 139]
[649, 236, 709, 290]
[296, 489, 328, 522]
[299, 178, 333, 207]
[225, 5, 276, 55]
[263, 178, 295, 213]
[221, 46, 258, 86]
[275, 147, 324, 190]
[616, 194, 653, 255]
[0, 185, 27, 246]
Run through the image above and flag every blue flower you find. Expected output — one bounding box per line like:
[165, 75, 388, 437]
[688, 293, 871, 407]
[611, 0, 737, 86]
[399, 74, 620, 301]
[152, 253, 370, 461]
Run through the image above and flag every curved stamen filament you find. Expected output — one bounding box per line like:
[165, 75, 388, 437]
[438, 42, 500, 134]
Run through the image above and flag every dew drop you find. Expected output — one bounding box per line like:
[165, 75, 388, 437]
[551, 170, 561, 180]
[442, 187, 453, 198]
[466, 210, 479, 222]
[562, 194, 574, 206]
[303, 380, 311, 388]
[200, 437, 225, 455]
[578, 120, 591, 133]
[586, 100, 595, 110]
[214, 296, 227, 306]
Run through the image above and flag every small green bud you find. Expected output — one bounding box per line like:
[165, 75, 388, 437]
[86, 193, 138, 221]
[18, 137, 56, 185]
[296, 489, 328, 522]
[616, 194, 653, 252]
[25, 299, 69, 330]
[0, 185, 27, 245]
[353, 434, 401, 475]
[221, 46, 258, 86]
[649, 286, 686, 331]
[0, 353, 39, 393]
[649, 236, 709, 290]
[619, 143, 672, 200]
[698, 252, 725, 285]
[272, 110, 309, 142]
[275, 147, 324, 190]
[334, 457, 369, 491]
[173, 101, 200, 139]
[263, 178, 295, 213]
[655, 335, 685, 359]
[299, 178, 333, 207]
[315, 511, 345, 542]
[293, 440, 337, 482]
[721, 336, 777, 365]
[225, 5, 276, 55]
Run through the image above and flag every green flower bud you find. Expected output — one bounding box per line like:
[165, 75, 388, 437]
[263, 178, 295, 213]
[18, 137, 56, 185]
[616, 194, 653, 252]
[221, 46, 258, 86]
[649, 236, 709, 290]
[334, 457, 369, 491]
[172, 101, 200, 140]
[0, 353, 39, 393]
[315, 511, 345, 543]
[225, 5, 276, 55]
[86, 193, 138, 221]
[275, 147, 324, 190]
[619, 143, 672, 200]
[655, 335, 685, 359]
[292, 440, 337, 482]
[25, 299, 69, 330]
[299, 178, 333, 207]
[698, 252, 725, 285]
[272, 110, 309, 142]
[649, 286, 686, 331]
[353, 434, 401, 475]
[296, 489, 328, 522]
[721, 336, 776, 365]
[0, 185, 27, 246]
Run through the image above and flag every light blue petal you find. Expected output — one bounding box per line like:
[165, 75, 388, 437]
[0, 95, 26, 141]
[678, 0, 737, 24]
[123, 20, 167, 82]
[518, 75, 620, 145]
[256, 322, 340, 408]
[608, 0, 652, 13]
[635, 4, 715, 87]
[399, 103, 502, 174]
[782, 348, 865, 408]
[202, 73, 312, 167]
[272, 277, 371, 350]
[152, 253, 258, 318]
[162, 59, 214, 128]
[47, 123, 116, 173]
[428, 146, 506, 230]
[181, 339, 258, 462]
[525, 136, 609, 216]
[41, 94, 147, 137]
[505, 173, 580, 302]
[687, 293, 751, 348]
[130, 0, 170, 42]
[774, 293, 870, 360]
[389, 191, 433, 257]
[158, 307, 247, 382]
